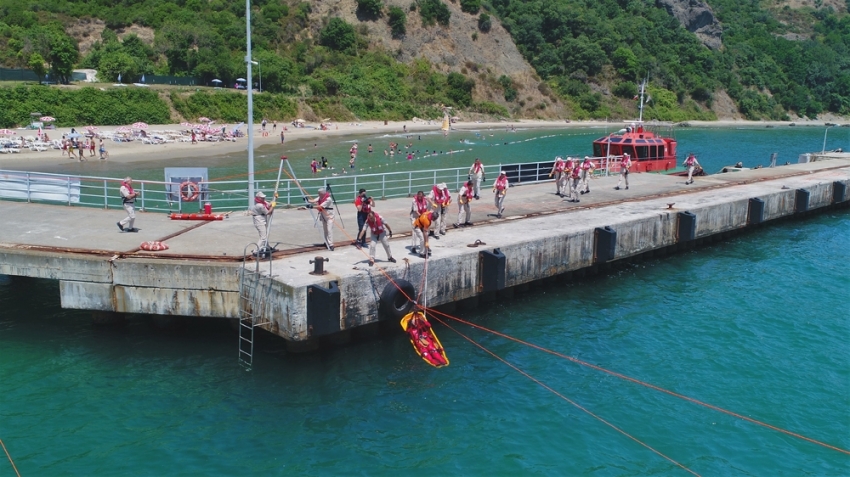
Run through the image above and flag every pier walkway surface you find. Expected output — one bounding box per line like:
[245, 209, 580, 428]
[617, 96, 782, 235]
[2, 156, 848, 346]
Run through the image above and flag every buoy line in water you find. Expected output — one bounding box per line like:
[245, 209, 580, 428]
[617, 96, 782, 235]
[282, 164, 850, 465]
[0, 437, 21, 477]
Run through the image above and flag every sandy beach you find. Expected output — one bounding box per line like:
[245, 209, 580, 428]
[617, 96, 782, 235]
[0, 117, 846, 171]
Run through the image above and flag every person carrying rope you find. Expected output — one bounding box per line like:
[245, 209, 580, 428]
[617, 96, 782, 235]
[412, 211, 435, 258]
[356, 211, 396, 266]
[117, 176, 139, 232]
[493, 170, 508, 218]
[307, 187, 335, 251]
[580, 156, 595, 194]
[454, 180, 474, 228]
[427, 182, 451, 235]
[549, 156, 567, 197]
[250, 191, 274, 250]
[468, 157, 485, 199]
[354, 189, 373, 248]
[410, 191, 432, 247]
[684, 153, 701, 185]
[615, 152, 631, 190]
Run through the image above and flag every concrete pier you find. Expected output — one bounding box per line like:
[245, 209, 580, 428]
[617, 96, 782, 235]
[1, 157, 848, 344]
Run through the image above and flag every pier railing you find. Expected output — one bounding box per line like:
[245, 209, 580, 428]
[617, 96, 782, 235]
[0, 159, 616, 213]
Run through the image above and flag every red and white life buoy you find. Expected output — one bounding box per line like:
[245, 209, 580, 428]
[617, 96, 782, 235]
[179, 181, 200, 202]
[139, 241, 169, 251]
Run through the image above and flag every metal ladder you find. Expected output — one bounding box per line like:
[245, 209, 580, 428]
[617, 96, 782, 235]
[238, 243, 274, 370]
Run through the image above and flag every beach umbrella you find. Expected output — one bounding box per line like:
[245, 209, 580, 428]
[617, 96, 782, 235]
[132, 122, 149, 130]
[67, 132, 82, 139]
[211, 79, 222, 84]
[180, 122, 192, 127]
[116, 126, 131, 133]
[198, 117, 211, 123]
[0, 129, 16, 135]
[85, 125, 98, 131]
[40, 116, 56, 122]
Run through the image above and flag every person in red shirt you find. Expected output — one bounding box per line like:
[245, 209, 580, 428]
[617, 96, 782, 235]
[354, 189, 373, 247]
[356, 211, 396, 266]
[492, 170, 508, 217]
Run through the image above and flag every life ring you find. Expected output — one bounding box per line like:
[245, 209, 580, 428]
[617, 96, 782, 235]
[139, 241, 169, 251]
[179, 181, 200, 202]
[380, 279, 415, 320]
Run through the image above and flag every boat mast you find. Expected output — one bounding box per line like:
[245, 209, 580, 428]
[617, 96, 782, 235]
[638, 79, 647, 124]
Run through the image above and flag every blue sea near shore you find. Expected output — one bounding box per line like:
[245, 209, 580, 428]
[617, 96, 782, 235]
[1, 127, 849, 475]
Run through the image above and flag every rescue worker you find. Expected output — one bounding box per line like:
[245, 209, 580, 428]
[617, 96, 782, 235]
[454, 180, 474, 227]
[684, 153, 701, 185]
[117, 176, 139, 232]
[354, 189, 373, 247]
[580, 157, 595, 194]
[468, 158, 485, 199]
[410, 190, 432, 247]
[493, 170, 508, 218]
[549, 156, 567, 196]
[427, 183, 451, 235]
[412, 211, 436, 258]
[615, 153, 631, 190]
[250, 191, 274, 249]
[568, 159, 582, 203]
[356, 211, 396, 266]
[307, 187, 335, 251]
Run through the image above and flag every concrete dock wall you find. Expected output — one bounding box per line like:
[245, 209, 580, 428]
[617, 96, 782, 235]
[1, 166, 847, 344]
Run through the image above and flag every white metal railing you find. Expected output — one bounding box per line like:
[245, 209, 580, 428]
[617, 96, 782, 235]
[0, 159, 621, 213]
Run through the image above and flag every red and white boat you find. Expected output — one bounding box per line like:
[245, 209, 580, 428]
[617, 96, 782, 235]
[592, 81, 679, 173]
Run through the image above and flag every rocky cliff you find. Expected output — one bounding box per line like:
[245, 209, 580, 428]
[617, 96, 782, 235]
[657, 0, 723, 50]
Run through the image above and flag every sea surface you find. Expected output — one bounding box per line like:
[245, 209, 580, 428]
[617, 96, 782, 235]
[1, 127, 849, 475]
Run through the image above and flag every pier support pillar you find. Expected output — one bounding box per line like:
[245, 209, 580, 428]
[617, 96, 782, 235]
[795, 189, 810, 214]
[834, 181, 847, 204]
[748, 198, 765, 225]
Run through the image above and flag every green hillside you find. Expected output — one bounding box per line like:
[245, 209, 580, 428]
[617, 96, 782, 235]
[0, 0, 847, 125]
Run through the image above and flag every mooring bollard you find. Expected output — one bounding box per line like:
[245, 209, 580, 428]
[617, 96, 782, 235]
[309, 256, 329, 275]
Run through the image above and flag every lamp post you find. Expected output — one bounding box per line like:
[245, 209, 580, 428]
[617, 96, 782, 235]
[251, 60, 261, 93]
[245, 0, 254, 205]
[822, 126, 832, 154]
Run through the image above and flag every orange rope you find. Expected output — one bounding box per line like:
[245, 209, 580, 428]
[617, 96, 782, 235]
[0, 438, 20, 477]
[430, 315, 701, 476]
[425, 307, 850, 456]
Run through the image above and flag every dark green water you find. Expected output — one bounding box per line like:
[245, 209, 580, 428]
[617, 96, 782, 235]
[1, 127, 848, 475]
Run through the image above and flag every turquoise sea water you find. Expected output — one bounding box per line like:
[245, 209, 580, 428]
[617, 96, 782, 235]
[1, 128, 849, 475]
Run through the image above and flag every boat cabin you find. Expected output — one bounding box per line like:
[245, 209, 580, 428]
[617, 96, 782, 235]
[593, 124, 678, 173]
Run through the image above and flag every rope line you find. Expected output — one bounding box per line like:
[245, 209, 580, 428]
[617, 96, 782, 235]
[425, 308, 850, 456]
[430, 315, 701, 476]
[0, 438, 20, 477]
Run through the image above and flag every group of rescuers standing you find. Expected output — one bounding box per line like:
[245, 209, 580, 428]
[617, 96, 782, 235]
[241, 152, 700, 265]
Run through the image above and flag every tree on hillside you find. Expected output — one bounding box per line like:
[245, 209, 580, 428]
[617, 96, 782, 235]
[357, 0, 384, 18]
[49, 34, 78, 84]
[320, 18, 357, 53]
[27, 53, 47, 80]
[388, 6, 407, 38]
[446, 72, 474, 107]
[419, 0, 450, 27]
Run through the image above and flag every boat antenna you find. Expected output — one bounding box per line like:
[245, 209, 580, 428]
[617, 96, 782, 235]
[638, 78, 647, 124]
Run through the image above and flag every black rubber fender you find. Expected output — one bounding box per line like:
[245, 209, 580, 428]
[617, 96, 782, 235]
[380, 279, 415, 319]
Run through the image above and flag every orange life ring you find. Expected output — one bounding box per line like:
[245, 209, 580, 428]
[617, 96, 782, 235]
[179, 181, 200, 202]
[139, 241, 169, 251]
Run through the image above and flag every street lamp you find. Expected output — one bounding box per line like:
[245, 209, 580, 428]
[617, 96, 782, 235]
[251, 60, 261, 93]
[245, 0, 255, 204]
[822, 126, 832, 154]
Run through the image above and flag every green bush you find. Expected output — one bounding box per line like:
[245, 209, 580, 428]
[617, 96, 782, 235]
[460, 0, 481, 14]
[469, 101, 509, 117]
[388, 6, 407, 38]
[478, 13, 492, 32]
[320, 18, 357, 52]
[419, 0, 451, 27]
[612, 81, 637, 99]
[0, 86, 171, 128]
[357, 0, 384, 18]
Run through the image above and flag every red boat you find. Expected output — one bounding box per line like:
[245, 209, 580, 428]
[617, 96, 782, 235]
[591, 82, 678, 173]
